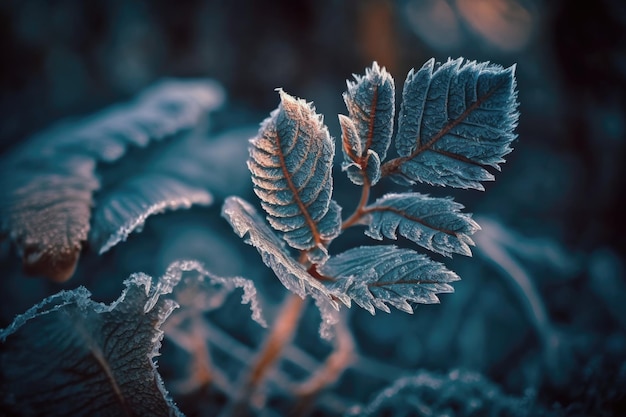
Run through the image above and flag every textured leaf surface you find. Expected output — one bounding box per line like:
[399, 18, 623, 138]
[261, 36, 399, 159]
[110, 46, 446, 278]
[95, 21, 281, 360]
[248, 90, 341, 263]
[222, 196, 348, 308]
[0, 272, 183, 416]
[0, 80, 224, 281]
[363, 192, 480, 257]
[385, 58, 518, 190]
[341, 62, 395, 185]
[0, 259, 263, 416]
[320, 246, 459, 315]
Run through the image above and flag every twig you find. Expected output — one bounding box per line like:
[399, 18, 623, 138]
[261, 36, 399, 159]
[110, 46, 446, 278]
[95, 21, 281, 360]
[291, 313, 355, 416]
[341, 177, 371, 230]
[223, 293, 306, 417]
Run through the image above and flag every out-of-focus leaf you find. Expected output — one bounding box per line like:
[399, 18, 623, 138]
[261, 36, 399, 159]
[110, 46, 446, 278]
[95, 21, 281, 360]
[90, 126, 255, 254]
[0, 259, 263, 416]
[320, 245, 459, 315]
[248, 90, 341, 263]
[0, 79, 224, 281]
[362, 192, 480, 257]
[0, 273, 181, 416]
[348, 369, 531, 417]
[383, 58, 518, 190]
[222, 196, 349, 308]
[91, 176, 213, 254]
[340, 62, 394, 185]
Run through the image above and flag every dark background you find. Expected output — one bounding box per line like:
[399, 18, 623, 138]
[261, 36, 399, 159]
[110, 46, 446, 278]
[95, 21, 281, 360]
[1, 0, 625, 415]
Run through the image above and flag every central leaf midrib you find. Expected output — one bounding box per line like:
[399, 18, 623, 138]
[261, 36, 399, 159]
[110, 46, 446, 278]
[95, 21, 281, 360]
[75, 317, 133, 417]
[381, 76, 507, 177]
[365, 205, 458, 237]
[408, 77, 505, 162]
[274, 119, 321, 245]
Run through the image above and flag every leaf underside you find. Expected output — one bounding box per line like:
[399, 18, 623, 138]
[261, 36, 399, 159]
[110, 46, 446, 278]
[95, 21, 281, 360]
[221, 196, 348, 308]
[341, 62, 395, 185]
[320, 245, 459, 315]
[0, 79, 224, 281]
[364, 192, 480, 257]
[387, 58, 518, 190]
[248, 90, 341, 263]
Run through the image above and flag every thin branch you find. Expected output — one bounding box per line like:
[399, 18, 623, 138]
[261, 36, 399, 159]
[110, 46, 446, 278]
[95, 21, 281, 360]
[341, 176, 371, 230]
[223, 293, 306, 417]
[291, 313, 355, 416]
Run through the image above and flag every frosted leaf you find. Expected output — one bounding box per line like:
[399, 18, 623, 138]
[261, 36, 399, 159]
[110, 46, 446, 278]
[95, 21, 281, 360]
[145, 259, 266, 328]
[91, 175, 213, 254]
[0, 79, 224, 281]
[319, 246, 459, 315]
[340, 62, 395, 185]
[350, 369, 530, 417]
[312, 292, 340, 341]
[0, 272, 184, 416]
[222, 196, 349, 308]
[248, 90, 341, 263]
[0, 258, 264, 416]
[91, 126, 254, 255]
[384, 58, 518, 190]
[363, 192, 480, 257]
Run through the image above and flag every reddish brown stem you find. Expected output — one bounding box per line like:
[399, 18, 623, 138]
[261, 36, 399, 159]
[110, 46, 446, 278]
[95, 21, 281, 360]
[291, 313, 355, 416]
[225, 294, 306, 416]
[247, 294, 305, 387]
[341, 176, 371, 230]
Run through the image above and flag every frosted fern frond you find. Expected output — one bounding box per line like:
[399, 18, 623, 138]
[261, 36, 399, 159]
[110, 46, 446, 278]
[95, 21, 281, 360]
[341, 62, 395, 185]
[319, 246, 459, 315]
[0, 79, 224, 281]
[221, 196, 349, 308]
[248, 90, 341, 263]
[363, 192, 480, 257]
[383, 58, 518, 190]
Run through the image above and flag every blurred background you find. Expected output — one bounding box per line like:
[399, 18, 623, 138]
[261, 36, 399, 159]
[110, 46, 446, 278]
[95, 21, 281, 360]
[1, 0, 625, 415]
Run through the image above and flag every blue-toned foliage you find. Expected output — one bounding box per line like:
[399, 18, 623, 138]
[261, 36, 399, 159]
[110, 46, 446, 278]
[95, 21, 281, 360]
[363, 192, 480, 257]
[385, 58, 518, 190]
[91, 176, 213, 254]
[339, 115, 382, 186]
[351, 369, 530, 417]
[222, 196, 349, 308]
[248, 90, 341, 263]
[0, 80, 224, 281]
[320, 246, 459, 315]
[0, 260, 263, 416]
[340, 62, 395, 185]
[90, 127, 254, 255]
